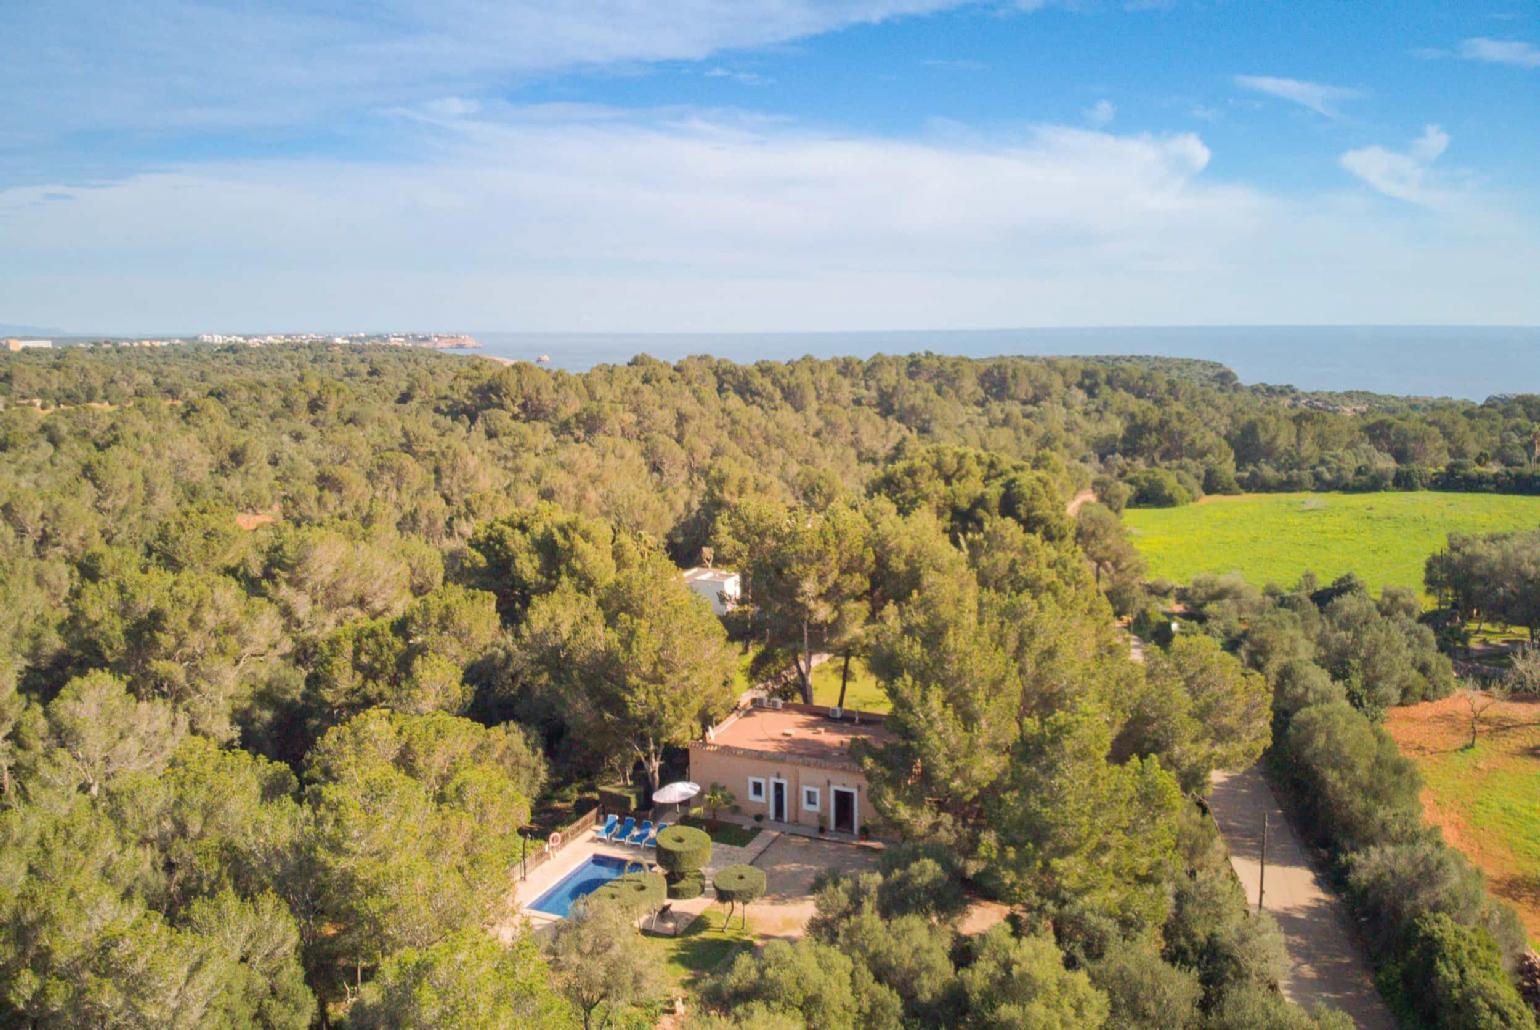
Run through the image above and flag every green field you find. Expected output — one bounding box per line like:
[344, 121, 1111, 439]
[1123, 491, 1540, 594]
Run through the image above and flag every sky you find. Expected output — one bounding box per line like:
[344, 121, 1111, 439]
[1, 0, 1537, 335]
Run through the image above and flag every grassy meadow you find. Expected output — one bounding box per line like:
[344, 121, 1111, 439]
[1123, 491, 1540, 594]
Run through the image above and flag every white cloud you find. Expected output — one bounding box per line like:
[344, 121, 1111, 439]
[1413, 37, 1540, 68]
[1458, 37, 1540, 68]
[1085, 99, 1116, 127]
[704, 66, 774, 85]
[0, 0, 967, 141]
[1234, 74, 1362, 117]
[1340, 124, 1452, 206]
[2, 107, 1533, 332]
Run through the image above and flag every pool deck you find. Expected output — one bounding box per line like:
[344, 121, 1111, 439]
[495, 822, 890, 946]
[500, 822, 784, 934]
[507, 835, 662, 933]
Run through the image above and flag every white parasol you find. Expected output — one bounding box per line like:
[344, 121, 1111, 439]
[653, 781, 700, 820]
[652, 781, 701, 806]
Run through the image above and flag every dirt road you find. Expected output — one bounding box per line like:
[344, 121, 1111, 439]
[1207, 766, 1395, 1029]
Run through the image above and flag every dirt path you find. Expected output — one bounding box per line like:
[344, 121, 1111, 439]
[1208, 767, 1395, 1029]
[1065, 488, 1096, 517]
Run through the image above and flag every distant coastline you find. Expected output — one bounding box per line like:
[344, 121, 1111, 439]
[25, 331, 482, 351]
[455, 325, 1540, 401]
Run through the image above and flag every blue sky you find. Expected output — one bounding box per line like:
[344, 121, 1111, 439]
[1, 0, 1537, 333]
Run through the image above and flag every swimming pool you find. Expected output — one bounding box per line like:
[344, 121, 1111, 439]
[527, 854, 634, 918]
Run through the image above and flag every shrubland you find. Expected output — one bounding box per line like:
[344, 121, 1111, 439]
[1173, 571, 1536, 1028]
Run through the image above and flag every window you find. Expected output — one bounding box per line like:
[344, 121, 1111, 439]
[802, 786, 821, 812]
[747, 777, 766, 802]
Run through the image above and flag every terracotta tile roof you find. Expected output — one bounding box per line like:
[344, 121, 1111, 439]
[693, 705, 891, 768]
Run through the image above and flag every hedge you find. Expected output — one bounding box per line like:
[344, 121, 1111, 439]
[598, 783, 642, 813]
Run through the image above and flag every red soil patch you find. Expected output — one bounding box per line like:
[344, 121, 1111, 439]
[1386, 691, 1540, 941]
[1385, 690, 1539, 755]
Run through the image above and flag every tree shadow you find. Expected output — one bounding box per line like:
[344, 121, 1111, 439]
[1491, 872, 1540, 916]
[1265, 894, 1396, 1028]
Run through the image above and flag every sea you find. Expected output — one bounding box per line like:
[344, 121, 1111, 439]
[458, 326, 1540, 402]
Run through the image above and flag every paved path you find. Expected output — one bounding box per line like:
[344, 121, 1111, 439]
[1208, 767, 1395, 1030]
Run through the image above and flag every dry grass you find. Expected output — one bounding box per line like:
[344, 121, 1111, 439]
[1385, 691, 1540, 943]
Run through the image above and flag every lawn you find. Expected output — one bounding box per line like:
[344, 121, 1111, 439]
[644, 907, 753, 988]
[679, 815, 761, 847]
[1385, 692, 1540, 944]
[1123, 491, 1540, 595]
[810, 657, 890, 714]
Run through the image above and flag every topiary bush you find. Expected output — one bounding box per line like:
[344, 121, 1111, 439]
[713, 864, 767, 928]
[655, 825, 712, 876]
[655, 824, 712, 900]
[590, 872, 666, 917]
[667, 870, 705, 900]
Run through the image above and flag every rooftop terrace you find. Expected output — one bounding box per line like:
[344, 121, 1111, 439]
[695, 704, 890, 769]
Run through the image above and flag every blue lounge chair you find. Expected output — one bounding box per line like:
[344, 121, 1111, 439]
[610, 816, 635, 846]
[627, 819, 653, 847]
[593, 814, 618, 841]
[644, 822, 667, 847]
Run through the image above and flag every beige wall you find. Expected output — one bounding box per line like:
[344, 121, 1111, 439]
[688, 746, 878, 834]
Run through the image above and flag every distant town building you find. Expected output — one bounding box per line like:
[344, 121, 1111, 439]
[683, 566, 741, 615]
[3, 339, 51, 351]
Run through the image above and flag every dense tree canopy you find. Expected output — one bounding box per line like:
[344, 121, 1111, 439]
[3, 344, 1534, 1027]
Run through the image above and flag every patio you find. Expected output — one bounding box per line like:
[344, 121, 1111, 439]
[741, 833, 882, 940]
[497, 816, 882, 944]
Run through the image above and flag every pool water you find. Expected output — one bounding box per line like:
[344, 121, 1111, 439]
[528, 854, 634, 917]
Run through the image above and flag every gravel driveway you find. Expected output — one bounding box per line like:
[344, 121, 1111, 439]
[1208, 766, 1396, 1030]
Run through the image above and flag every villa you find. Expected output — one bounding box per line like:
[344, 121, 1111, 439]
[688, 703, 888, 836]
[682, 566, 741, 616]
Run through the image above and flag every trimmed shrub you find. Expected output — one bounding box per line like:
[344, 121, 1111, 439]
[590, 872, 666, 916]
[655, 825, 712, 876]
[714, 865, 767, 903]
[714, 864, 767, 925]
[656, 824, 712, 900]
[598, 783, 641, 813]
[1277, 701, 1422, 854]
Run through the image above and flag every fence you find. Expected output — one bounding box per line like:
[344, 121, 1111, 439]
[519, 805, 599, 880]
